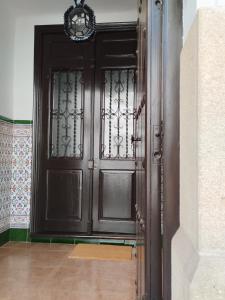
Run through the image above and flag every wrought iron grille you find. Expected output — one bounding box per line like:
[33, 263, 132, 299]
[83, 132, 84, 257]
[101, 69, 136, 159]
[50, 71, 84, 158]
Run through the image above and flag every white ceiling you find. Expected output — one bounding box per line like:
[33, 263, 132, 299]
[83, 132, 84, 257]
[4, 0, 137, 17]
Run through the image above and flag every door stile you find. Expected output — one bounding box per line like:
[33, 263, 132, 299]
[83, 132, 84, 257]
[146, 1, 163, 299]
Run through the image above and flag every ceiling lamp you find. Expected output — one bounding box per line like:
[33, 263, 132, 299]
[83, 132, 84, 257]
[64, 0, 96, 42]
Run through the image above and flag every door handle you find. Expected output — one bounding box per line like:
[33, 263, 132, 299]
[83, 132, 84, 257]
[131, 135, 141, 144]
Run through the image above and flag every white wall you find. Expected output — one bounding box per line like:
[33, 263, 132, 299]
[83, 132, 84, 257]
[0, 2, 16, 119]
[173, 8, 225, 300]
[183, 0, 225, 40]
[10, 0, 225, 119]
[12, 1, 137, 120]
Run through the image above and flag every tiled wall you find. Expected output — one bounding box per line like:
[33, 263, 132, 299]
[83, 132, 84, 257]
[0, 120, 13, 233]
[0, 118, 32, 233]
[11, 125, 32, 229]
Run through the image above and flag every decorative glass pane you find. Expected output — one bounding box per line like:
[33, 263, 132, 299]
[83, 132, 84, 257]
[101, 69, 136, 159]
[50, 71, 84, 158]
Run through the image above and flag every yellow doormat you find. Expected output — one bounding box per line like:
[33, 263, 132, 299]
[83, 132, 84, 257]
[68, 244, 133, 261]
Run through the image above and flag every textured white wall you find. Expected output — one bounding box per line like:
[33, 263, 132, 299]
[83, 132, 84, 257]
[173, 8, 225, 300]
[183, 0, 225, 40]
[172, 13, 199, 300]
[0, 2, 15, 119]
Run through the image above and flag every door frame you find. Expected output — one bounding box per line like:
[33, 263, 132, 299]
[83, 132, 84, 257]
[145, 0, 182, 299]
[31, 8, 182, 298]
[162, 1, 182, 299]
[31, 22, 137, 237]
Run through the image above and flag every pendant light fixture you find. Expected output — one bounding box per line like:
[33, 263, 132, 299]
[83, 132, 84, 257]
[64, 0, 96, 42]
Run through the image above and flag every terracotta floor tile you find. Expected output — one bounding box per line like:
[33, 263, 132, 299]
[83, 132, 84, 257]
[0, 242, 136, 300]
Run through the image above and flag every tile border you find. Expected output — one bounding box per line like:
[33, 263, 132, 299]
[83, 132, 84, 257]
[0, 115, 33, 125]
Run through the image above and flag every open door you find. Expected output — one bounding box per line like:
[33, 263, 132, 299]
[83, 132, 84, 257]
[135, 0, 163, 299]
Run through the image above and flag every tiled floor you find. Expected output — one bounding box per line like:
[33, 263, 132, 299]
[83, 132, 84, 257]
[0, 242, 136, 300]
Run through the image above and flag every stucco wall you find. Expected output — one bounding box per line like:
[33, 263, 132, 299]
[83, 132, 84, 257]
[173, 8, 225, 300]
[0, 2, 15, 119]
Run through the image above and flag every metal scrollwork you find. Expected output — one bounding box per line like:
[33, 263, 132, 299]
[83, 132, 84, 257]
[51, 71, 84, 158]
[101, 69, 136, 159]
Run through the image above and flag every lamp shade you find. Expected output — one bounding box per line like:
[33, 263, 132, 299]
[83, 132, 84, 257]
[64, 0, 96, 42]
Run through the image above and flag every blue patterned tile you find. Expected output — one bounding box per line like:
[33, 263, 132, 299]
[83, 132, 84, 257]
[10, 124, 32, 229]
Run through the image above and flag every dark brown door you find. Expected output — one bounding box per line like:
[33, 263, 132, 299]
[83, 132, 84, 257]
[92, 29, 137, 234]
[32, 24, 137, 236]
[33, 30, 95, 234]
[136, 0, 163, 299]
[136, 0, 147, 297]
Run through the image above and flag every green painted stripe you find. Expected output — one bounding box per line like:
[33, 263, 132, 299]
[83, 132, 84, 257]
[14, 120, 33, 125]
[0, 229, 10, 246]
[0, 115, 14, 124]
[0, 115, 32, 125]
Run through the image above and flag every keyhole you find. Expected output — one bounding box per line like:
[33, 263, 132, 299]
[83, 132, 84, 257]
[154, 151, 162, 160]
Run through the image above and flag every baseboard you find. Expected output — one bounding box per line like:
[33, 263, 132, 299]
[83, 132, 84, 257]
[6, 229, 136, 246]
[0, 229, 10, 246]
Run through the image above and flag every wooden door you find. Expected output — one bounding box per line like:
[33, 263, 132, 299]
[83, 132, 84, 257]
[32, 27, 95, 234]
[32, 24, 137, 236]
[135, 0, 147, 296]
[136, 0, 163, 299]
[92, 28, 137, 234]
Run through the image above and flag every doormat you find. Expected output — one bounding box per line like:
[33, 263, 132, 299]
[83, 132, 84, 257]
[68, 244, 133, 261]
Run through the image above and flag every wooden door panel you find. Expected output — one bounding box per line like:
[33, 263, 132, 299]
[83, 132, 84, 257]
[96, 31, 136, 68]
[46, 170, 82, 221]
[99, 170, 135, 220]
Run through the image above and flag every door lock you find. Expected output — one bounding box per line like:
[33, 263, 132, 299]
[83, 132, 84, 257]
[88, 160, 97, 170]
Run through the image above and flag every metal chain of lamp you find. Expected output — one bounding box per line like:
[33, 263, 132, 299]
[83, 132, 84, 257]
[64, 0, 96, 42]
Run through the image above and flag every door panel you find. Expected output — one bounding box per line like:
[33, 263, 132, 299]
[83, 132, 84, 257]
[99, 170, 135, 220]
[92, 30, 137, 234]
[46, 170, 82, 221]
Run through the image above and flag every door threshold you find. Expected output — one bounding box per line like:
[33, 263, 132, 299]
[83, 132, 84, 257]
[30, 232, 136, 240]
